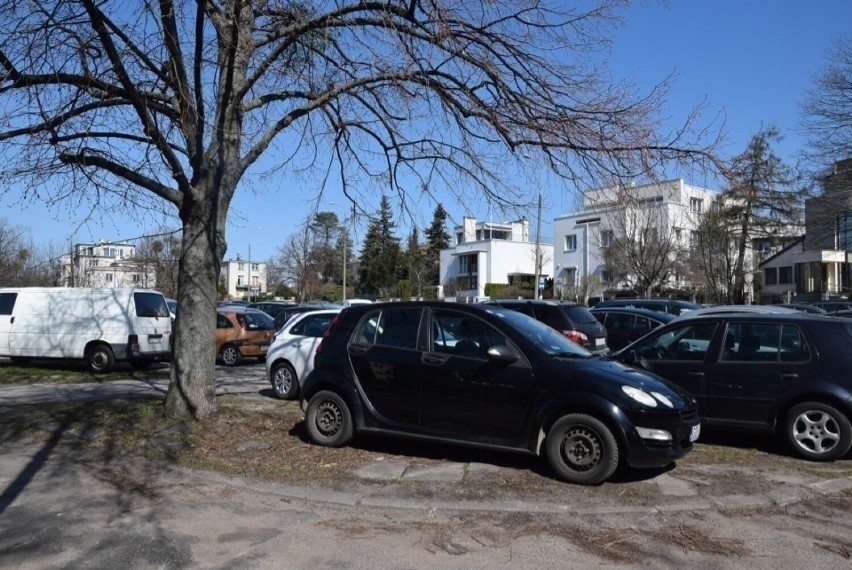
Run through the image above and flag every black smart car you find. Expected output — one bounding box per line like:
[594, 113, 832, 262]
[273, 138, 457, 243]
[299, 301, 700, 485]
[483, 299, 609, 354]
[614, 313, 852, 461]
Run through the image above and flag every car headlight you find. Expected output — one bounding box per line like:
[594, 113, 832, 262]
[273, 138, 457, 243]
[621, 385, 657, 407]
[650, 391, 674, 408]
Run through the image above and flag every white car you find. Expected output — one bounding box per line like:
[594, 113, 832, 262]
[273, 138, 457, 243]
[266, 309, 341, 399]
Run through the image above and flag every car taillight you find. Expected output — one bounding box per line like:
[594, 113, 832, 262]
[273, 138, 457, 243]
[315, 314, 342, 355]
[563, 330, 589, 344]
[128, 334, 140, 352]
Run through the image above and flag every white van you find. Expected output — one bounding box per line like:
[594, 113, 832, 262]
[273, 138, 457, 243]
[0, 287, 172, 373]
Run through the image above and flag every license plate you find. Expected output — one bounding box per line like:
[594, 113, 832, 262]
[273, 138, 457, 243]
[595, 337, 606, 347]
[149, 337, 161, 344]
[689, 424, 701, 442]
[260, 345, 268, 352]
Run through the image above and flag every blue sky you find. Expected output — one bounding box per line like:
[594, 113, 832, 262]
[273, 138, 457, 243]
[4, 1, 851, 263]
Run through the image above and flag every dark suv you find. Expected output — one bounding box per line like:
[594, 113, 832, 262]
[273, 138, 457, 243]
[483, 299, 608, 353]
[593, 298, 701, 316]
[614, 313, 852, 461]
[299, 301, 700, 485]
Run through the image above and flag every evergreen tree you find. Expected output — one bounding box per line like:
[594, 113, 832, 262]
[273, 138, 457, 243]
[310, 211, 341, 284]
[405, 227, 430, 299]
[358, 196, 402, 298]
[425, 204, 451, 287]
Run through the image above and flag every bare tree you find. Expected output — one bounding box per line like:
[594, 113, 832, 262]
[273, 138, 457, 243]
[800, 35, 852, 169]
[602, 200, 689, 297]
[134, 230, 182, 297]
[273, 222, 322, 302]
[0, 1, 720, 419]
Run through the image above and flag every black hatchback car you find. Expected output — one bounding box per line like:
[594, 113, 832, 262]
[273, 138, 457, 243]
[299, 301, 700, 485]
[614, 313, 852, 461]
[483, 299, 609, 354]
[593, 298, 701, 316]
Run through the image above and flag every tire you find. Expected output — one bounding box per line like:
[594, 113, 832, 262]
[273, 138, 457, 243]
[546, 413, 620, 485]
[783, 402, 852, 461]
[219, 344, 241, 366]
[270, 361, 299, 400]
[305, 390, 353, 447]
[86, 344, 115, 374]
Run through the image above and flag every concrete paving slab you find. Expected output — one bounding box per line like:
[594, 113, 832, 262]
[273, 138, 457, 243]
[401, 463, 465, 482]
[354, 460, 409, 481]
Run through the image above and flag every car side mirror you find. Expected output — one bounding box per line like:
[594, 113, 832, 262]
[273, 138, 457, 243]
[486, 345, 519, 364]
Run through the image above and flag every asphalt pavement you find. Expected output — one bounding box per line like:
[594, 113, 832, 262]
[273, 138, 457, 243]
[1, 364, 851, 568]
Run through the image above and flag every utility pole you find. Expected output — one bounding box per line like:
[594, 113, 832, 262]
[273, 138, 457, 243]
[533, 193, 542, 300]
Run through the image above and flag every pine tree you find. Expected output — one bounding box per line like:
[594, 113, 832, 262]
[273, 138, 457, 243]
[358, 196, 402, 298]
[425, 204, 451, 287]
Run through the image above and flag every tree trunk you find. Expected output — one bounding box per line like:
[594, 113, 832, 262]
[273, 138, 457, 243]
[164, 182, 229, 420]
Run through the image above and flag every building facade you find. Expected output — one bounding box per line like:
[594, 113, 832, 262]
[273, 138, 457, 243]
[221, 257, 268, 300]
[438, 217, 553, 301]
[760, 158, 852, 303]
[60, 241, 156, 288]
[552, 179, 719, 302]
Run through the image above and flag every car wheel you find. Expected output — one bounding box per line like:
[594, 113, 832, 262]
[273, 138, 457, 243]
[546, 413, 619, 485]
[219, 344, 241, 366]
[783, 402, 852, 461]
[86, 344, 115, 374]
[305, 390, 353, 447]
[271, 361, 299, 400]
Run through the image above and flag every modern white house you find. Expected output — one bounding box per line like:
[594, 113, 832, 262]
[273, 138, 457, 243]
[60, 241, 156, 288]
[221, 256, 268, 300]
[552, 179, 719, 301]
[438, 217, 553, 301]
[760, 158, 852, 303]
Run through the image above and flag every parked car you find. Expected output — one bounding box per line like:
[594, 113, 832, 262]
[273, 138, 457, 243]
[273, 303, 343, 330]
[215, 307, 276, 366]
[589, 307, 676, 351]
[681, 304, 799, 317]
[805, 300, 852, 314]
[779, 303, 828, 315]
[247, 301, 299, 321]
[592, 298, 701, 316]
[482, 299, 608, 354]
[300, 301, 700, 485]
[613, 313, 852, 461]
[266, 309, 341, 399]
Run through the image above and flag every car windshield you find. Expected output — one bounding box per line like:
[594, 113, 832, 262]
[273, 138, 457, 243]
[486, 307, 590, 357]
[564, 305, 599, 324]
[241, 311, 275, 330]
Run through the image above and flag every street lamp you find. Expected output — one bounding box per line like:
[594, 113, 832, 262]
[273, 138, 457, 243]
[248, 226, 261, 302]
[329, 202, 354, 303]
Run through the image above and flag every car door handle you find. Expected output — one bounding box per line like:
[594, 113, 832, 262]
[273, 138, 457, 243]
[348, 344, 369, 354]
[687, 371, 705, 378]
[778, 373, 798, 380]
[422, 353, 450, 366]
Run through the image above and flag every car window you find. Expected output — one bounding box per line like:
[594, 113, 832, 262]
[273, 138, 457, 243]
[563, 305, 598, 324]
[0, 292, 17, 315]
[240, 311, 275, 330]
[487, 306, 590, 357]
[535, 305, 567, 329]
[355, 308, 421, 349]
[432, 310, 508, 358]
[606, 312, 634, 330]
[134, 292, 170, 318]
[720, 322, 809, 363]
[635, 316, 653, 332]
[291, 314, 336, 337]
[216, 314, 232, 328]
[637, 323, 717, 362]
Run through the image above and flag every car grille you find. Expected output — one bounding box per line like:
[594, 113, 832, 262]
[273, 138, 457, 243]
[679, 406, 699, 425]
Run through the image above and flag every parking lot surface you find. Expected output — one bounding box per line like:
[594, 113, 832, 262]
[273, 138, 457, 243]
[1, 362, 851, 568]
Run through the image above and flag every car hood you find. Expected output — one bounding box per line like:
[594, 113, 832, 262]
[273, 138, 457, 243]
[568, 358, 696, 407]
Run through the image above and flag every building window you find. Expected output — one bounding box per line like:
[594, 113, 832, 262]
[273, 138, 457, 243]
[600, 230, 613, 248]
[459, 253, 478, 275]
[238, 262, 245, 270]
[758, 241, 772, 253]
[564, 234, 577, 251]
[132, 274, 140, 283]
[838, 213, 852, 250]
[765, 268, 778, 285]
[690, 198, 703, 213]
[105, 273, 113, 282]
[779, 266, 793, 284]
[237, 275, 244, 286]
[690, 230, 699, 249]
[251, 263, 259, 271]
[456, 232, 464, 245]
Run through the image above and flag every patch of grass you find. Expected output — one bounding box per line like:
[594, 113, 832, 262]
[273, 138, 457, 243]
[0, 360, 171, 384]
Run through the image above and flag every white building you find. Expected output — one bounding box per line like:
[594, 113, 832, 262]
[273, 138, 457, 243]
[221, 257, 268, 300]
[439, 217, 553, 301]
[60, 241, 156, 288]
[552, 179, 719, 301]
[760, 158, 852, 303]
